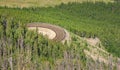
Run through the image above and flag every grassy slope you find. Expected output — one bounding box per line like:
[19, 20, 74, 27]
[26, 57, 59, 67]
[0, 0, 113, 8]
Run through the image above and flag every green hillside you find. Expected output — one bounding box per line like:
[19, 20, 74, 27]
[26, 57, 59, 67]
[0, 2, 120, 57]
[0, 1, 120, 70]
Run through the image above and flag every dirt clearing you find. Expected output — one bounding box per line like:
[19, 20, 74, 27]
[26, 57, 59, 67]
[27, 23, 70, 43]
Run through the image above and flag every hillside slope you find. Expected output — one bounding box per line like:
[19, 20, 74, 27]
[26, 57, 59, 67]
[0, 2, 120, 57]
[0, 1, 120, 70]
[0, 19, 119, 69]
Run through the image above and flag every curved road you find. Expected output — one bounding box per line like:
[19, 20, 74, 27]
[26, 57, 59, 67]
[27, 23, 67, 42]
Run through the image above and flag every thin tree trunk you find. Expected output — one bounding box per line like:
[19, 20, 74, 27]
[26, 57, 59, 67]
[8, 57, 13, 70]
[108, 55, 113, 70]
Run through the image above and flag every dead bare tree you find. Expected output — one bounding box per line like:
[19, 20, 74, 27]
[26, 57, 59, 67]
[117, 59, 120, 70]
[8, 57, 13, 70]
[108, 55, 113, 70]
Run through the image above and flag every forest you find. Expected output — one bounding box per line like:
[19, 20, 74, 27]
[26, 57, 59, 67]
[0, 1, 120, 70]
[0, 2, 120, 57]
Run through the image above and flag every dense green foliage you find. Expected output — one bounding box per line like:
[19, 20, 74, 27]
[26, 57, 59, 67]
[0, 2, 119, 57]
